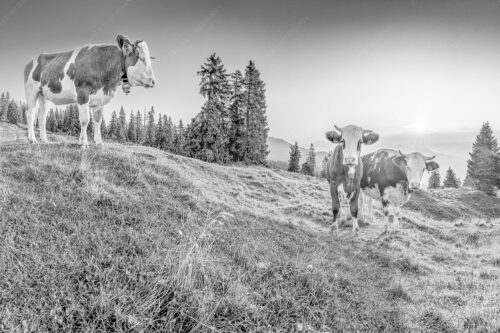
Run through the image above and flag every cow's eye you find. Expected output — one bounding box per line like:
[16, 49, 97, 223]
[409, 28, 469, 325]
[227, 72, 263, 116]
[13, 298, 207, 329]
[357, 140, 362, 151]
[341, 139, 345, 149]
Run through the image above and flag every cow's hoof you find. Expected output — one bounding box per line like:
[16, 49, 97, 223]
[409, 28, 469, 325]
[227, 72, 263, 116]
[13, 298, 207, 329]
[80, 143, 89, 149]
[28, 138, 38, 144]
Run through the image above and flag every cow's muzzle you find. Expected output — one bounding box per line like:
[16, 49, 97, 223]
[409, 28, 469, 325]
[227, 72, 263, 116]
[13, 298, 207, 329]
[346, 165, 356, 179]
[410, 182, 421, 190]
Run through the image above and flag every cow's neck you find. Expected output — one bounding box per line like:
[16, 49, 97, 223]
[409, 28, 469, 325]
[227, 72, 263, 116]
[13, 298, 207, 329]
[120, 54, 129, 85]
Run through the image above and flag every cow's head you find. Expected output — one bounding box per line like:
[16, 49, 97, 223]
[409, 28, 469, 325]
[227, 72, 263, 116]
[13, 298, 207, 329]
[117, 34, 156, 89]
[326, 124, 379, 179]
[399, 151, 439, 190]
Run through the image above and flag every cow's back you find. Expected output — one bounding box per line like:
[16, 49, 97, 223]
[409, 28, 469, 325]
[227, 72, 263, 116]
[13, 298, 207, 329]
[24, 45, 122, 106]
[361, 149, 408, 195]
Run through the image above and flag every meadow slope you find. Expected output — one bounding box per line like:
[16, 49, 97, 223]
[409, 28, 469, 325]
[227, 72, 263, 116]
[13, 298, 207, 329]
[1, 124, 500, 332]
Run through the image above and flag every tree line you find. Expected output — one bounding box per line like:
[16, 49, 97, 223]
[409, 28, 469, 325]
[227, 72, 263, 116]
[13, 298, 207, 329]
[0, 53, 269, 165]
[428, 121, 499, 194]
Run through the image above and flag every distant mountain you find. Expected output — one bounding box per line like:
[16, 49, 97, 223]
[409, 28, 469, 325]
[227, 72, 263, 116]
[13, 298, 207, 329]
[268, 137, 328, 170]
[268, 129, 500, 182]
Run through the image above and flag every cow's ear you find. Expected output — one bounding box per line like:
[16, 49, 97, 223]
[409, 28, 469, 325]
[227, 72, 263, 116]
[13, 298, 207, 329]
[326, 130, 342, 143]
[116, 34, 134, 56]
[363, 132, 379, 145]
[426, 161, 439, 172]
[393, 156, 406, 168]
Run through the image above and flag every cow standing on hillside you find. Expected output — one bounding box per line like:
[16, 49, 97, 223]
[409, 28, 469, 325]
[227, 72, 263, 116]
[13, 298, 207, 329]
[325, 125, 379, 236]
[24, 34, 156, 147]
[360, 149, 439, 232]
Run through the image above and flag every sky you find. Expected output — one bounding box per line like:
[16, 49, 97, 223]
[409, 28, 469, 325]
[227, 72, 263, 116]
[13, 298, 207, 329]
[1, 0, 499, 143]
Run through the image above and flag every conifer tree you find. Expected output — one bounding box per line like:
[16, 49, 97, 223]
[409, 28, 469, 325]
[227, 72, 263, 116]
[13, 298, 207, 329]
[0, 92, 11, 121]
[428, 170, 441, 189]
[145, 107, 156, 146]
[0, 92, 6, 121]
[108, 110, 119, 139]
[443, 167, 460, 188]
[47, 109, 58, 132]
[188, 53, 231, 163]
[305, 144, 316, 176]
[6, 100, 18, 124]
[135, 110, 144, 144]
[100, 118, 107, 140]
[228, 70, 246, 162]
[118, 106, 127, 142]
[320, 154, 331, 178]
[242, 61, 269, 164]
[155, 114, 164, 149]
[466, 122, 499, 194]
[173, 119, 186, 155]
[288, 142, 301, 173]
[127, 111, 136, 142]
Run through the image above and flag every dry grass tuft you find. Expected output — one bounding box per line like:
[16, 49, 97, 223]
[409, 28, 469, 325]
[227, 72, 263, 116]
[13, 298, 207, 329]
[387, 284, 411, 302]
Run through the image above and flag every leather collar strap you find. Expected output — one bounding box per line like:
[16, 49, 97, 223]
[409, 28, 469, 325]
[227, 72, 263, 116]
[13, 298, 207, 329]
[121, 54, 129, 85]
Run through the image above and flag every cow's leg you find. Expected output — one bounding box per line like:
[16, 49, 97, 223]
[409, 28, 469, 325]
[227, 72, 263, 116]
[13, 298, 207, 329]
[368, 197, 373, 221]
[77, 103, 90, 148]
[25, 89, 38, 143]
[92, 107, 104, 145]
[330, 181, 341, 237]
[350, 188, 360, 234]
[358, 191, 364, 221]
[394, 206, 401, 231]
[382, 199, 390, 233]
[37, 97, 49, 143]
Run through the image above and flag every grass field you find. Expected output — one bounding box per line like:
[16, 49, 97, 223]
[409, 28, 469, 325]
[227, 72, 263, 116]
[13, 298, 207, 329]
[1, 124, 500, 332]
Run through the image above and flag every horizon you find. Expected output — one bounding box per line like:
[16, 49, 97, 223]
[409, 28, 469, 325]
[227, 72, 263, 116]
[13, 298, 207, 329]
[1, 0, 499, 144]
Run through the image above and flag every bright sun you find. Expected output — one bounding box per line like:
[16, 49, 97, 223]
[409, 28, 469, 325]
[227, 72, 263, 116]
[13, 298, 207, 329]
[414, 121, 427, 133]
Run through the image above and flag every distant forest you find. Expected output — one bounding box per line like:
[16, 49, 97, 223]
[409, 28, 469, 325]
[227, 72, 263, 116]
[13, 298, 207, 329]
[0, 53, 269, 165]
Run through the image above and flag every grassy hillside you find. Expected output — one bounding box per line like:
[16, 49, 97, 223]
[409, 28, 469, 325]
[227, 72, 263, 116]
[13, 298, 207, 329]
[1, 124, 500, 332]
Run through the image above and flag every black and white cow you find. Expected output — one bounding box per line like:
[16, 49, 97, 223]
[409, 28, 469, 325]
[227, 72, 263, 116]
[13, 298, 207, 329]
[24, 34, 156, 147]
[325, 125, 379, 236]
[360, 149, 439, 232]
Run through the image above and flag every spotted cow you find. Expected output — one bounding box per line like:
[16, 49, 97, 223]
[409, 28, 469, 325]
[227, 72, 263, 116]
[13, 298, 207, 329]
[24, 34, 156, 147]
[360, 149, 439, 232]
[325, 125, 379, 236]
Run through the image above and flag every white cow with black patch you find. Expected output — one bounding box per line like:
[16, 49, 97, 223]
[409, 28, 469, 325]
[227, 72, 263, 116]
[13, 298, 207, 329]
[359, 149, 439, 232]
[24, 34, 156, 147]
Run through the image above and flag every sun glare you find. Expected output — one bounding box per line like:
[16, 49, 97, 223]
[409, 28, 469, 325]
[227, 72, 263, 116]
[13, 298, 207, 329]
[414, 121, 427, 133]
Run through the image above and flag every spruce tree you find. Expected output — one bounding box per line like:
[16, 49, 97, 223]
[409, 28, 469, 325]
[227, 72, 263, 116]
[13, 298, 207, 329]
[100, 118, 107, 140]
[145, 107, 156, 146]
[173, 119, 186, 155]
[466, 122, 499, 194]
[320, 154, 330, 178]
[47, 109, 57, 132]
[135, 110, 144, 144]
[6, 100, 18, 125]
[288, 142, 301, 173]
[443, 167, 460, 188]
[242, 61, 269, 164]
[0, 92, 6, 121]
[305, 144, 316, 176]
[161, 116, 173, 151]
[301, 162, 313, 176]
[155, 114, 164, 149]
[228, 70, 246, 162]
[108, 110, 119, 139]
[0, 92, 11, 121]
[189, 53, 231, 163]
[428, 170, 441, 189]
[127, 111, 136, 142]
[118, 106, 127, 142]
